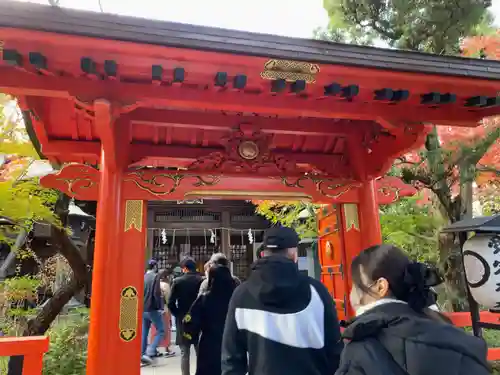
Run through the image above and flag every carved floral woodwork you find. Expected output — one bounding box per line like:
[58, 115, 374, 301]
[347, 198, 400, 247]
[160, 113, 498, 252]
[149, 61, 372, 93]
[187, 125, 346, 177]
[40, 163, 416, 203]
[40, 164, 100, 200]
[188, 126, 304, 175]
[281, 175, 362, 199]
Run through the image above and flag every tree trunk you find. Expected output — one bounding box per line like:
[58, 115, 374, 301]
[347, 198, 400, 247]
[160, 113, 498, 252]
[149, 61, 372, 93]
[7, 224, 90, 375]
[439, 232, 468, 311]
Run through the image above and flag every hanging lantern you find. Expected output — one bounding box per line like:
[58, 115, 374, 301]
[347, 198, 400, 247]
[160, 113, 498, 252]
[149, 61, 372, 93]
[463, 233, 500, 309]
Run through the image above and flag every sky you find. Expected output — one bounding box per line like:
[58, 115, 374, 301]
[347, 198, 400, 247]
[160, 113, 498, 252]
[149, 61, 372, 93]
[11, 0, 500, 39]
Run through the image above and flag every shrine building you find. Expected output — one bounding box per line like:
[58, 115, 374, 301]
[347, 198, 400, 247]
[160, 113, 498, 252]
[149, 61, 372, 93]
[0, 1, 499, 374]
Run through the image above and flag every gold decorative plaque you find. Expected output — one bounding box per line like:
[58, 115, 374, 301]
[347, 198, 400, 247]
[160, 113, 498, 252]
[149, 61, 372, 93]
[124, 200, 143, 232]
[343, 204, 360, 232]
[119, 286, 139, 342]
[260, 59, 320, 83]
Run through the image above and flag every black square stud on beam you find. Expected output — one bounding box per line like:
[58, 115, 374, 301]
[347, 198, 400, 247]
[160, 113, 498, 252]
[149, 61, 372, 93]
[271, 79, 287, 93]
[421, 92, 441, 105]
[392, 90, 409, 102]
[485, 97, 500, 108]
[104, 60, 118, 77]
[341, 85, 359, 99]
[375, 88, 409, 102]
[152, 65, 163, 81]
[374, 88, 394, 101]
[214, 72, 228, 87]
[173, 67, 185, 84]
[80, 57, 96, 75]
[324, 83, 342, 96]
[233, 75, 247, 90]
[28, 52, 47, 70]
[291, 80, 306, 94]
[440, 93, 457, 104]
[2, 49, 23, 67]
[465, 96, 488, 107]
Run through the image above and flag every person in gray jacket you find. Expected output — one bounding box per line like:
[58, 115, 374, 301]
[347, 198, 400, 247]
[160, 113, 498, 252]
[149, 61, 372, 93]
[198, 253, 240, 296]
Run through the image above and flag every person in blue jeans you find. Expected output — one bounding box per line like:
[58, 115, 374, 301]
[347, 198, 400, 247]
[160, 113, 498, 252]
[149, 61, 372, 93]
[141, 259, 166, 365]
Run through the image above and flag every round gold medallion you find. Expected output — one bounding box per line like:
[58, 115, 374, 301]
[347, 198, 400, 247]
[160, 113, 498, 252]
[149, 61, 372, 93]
[238, 141, 259, 160]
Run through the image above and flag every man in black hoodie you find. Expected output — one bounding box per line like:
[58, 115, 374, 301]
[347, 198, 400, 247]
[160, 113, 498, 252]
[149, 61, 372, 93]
[221, 226, 343, 375]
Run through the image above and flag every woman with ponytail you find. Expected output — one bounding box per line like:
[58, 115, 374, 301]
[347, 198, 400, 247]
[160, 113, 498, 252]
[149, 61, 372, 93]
[336, 244, 489, 375]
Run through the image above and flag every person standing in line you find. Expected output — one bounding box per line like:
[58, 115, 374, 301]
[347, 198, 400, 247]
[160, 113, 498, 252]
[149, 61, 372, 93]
[335, 244, 489, 375]
[198, 253, 240, 296]
[141, 259, 165, 365]
[158, 269, 176, 357]
[168, 258, 203, 375]
[183, 264, 238, 375]
[221, 226, 343, 375]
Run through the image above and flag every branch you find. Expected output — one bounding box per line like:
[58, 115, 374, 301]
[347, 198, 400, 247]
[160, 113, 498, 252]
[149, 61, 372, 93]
[393, 156, 421, 167]
[460, 126, 500, 167]
[51, 226, 90, 286]
[25, 276, 82, 335]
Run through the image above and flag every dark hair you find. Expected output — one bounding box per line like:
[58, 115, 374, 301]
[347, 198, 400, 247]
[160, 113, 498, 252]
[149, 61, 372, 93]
[351, 244, 442, 313]
[158, 269, 169, 281]
[207, 265, 236, 296]
[180, 258, 197, 272]
[147, 259, 158, 270]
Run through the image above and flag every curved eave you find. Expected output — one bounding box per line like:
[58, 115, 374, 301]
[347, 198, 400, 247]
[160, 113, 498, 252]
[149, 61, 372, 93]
[0, 0, 499, 80]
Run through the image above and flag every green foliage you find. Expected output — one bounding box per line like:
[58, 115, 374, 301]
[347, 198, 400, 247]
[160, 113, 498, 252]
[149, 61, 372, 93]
[255, 201, 319, 238]
[43, 311, 89, 375]
[0, 96, 60, 242]
[0, 276, 41, 336]
[313, 25, 375, 45]
[322, 0, 494, 53]
[480, 189, 500, 216]
[0, 179, 60, 238]
[380, 196, 444, 264]
[256, 196, 443, 265]
[0, 95, 38, 158]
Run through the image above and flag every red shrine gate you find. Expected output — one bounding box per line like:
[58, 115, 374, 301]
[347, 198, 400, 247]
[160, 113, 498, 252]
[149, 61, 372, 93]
[1, 2, 500, 374]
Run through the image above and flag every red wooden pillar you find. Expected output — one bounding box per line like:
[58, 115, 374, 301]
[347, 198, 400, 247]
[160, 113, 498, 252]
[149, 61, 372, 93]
[86, 149, 124, 375]
[358, 179, 382, 249]
[86, 100, 147, 375]
[86, 159, 147, 375]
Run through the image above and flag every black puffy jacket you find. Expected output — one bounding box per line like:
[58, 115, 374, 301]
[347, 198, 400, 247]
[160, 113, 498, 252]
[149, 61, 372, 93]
[336, 302, 489, 375]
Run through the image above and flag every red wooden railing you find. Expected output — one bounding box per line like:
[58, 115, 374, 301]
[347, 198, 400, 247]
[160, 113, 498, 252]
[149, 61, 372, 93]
[447, 311, 500, 361]
[0, 336, 49, 375]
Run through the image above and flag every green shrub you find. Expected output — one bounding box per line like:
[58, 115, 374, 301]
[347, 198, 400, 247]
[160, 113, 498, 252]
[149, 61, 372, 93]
[0, 356, 7, 374]
[43, 311, 89, 375]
